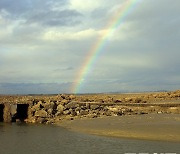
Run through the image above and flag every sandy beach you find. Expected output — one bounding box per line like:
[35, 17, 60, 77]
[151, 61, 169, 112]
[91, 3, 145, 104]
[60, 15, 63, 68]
[59, 114, 180, 142]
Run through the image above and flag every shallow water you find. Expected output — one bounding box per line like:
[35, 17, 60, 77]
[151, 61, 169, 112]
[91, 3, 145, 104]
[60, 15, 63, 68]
[0, 123, 179, 154]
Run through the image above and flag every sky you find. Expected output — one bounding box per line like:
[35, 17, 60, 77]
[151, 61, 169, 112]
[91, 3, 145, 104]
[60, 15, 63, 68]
[0, 0, 180, 94]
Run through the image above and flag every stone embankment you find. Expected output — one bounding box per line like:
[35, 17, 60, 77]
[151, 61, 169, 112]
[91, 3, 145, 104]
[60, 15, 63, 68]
[0, 90, 180, 124]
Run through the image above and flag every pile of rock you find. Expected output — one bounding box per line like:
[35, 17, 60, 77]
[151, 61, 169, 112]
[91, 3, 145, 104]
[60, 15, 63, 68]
[27, 97, 139, 124]
[1, 90, 180, 124]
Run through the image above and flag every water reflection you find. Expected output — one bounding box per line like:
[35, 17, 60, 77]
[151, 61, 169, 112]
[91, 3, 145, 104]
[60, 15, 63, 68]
[0, 123, 179, 154]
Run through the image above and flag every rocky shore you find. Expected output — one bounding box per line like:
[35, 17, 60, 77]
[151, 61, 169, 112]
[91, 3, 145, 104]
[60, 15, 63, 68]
[0, 90, 180, 124]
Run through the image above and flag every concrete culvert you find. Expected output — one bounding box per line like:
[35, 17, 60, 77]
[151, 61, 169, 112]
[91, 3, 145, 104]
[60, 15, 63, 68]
[0, 104, 4, 122]
[16, 104, 29, 122]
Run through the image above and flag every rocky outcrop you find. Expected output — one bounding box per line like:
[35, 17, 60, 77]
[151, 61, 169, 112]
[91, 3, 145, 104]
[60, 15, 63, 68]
[0, 90, 180, 124]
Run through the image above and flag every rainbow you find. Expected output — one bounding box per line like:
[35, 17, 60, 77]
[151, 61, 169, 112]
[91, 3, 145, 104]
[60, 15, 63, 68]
[72, 0, 141, 93]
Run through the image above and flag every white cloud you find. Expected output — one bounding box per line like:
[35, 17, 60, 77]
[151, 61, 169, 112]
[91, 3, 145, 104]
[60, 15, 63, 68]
[69, 0, 103, 12]
[43, 28, 100, 41]
[42, 21, 134, 41]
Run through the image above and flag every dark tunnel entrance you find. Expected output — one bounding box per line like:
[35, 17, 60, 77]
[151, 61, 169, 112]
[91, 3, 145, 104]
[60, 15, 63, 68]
[0, 104, 4, 122]
[11, 104, 29, 122]
[16, 104, 29, 122]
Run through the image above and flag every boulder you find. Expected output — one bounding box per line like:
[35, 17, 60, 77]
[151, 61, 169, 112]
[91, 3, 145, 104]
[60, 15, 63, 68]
[87, 114, 98, 118]
[90, 105, 99, 110]
[80, 110, 89, 116]
[69, 95, 76, 100]
[167, 107, 180, 114]
[36, 117, 47, 124]
[27, 117, 36, 123]
[44, 101, 54, 110]
[32, 102, 42, 111]
[113, 99, 122, 103]
[75, 106, 81, 112]
[99, 110, 105, 115]
[86, 103, 90, 109]
[63, 110, 71, 115]
[125, 98, 133, 102]
[104, 110, 112, 116]
[57, 104, 64, 113]
[61, 99, 69, 105]
[134, 98, 142, 103]
[65, 101, 78, 109]
[35, 110, 48, 118]
[47, 109, 53, 115]
[64, 115, 74, 120]
[70, 110, 77, 116]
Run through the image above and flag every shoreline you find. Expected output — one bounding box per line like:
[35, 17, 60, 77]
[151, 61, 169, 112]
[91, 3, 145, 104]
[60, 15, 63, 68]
[58, 113, 180, 142]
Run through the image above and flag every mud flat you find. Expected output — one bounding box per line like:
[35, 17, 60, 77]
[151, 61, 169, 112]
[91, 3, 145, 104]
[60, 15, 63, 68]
[59, 113, 180, 142]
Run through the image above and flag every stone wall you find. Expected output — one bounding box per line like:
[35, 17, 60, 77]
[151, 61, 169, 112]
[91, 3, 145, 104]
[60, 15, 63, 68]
[3, 104, 11, 122]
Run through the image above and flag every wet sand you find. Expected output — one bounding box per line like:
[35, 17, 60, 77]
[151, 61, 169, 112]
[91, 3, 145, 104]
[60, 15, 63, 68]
[59, 114, 180, 142]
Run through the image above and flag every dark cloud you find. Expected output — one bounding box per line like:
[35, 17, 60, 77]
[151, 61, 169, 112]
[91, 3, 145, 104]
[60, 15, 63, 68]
[54, 67, 74, 72]
[0, 0, 66, 15]
[0, 0, 82, 26]
[26, 9, 82, 26]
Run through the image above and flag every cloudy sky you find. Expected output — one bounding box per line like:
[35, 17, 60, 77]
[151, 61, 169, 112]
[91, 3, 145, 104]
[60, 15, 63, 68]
[0, 0, 180, 94]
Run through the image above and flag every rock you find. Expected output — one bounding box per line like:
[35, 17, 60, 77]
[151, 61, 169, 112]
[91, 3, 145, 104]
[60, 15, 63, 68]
[98, 99, 104, 103]
[36, 101, 44, 109]
[69, 95, 76, 100]
[80, 110, 89, 115]
[86, 103, 90, 109]
[108, 107, 119, 112]
[75, 106, 81, 112]
[60, 94, 66, 99]
[35, 110, 48, 118]
[167, 107, 180, 114]
[116, 111, 123, 116]
[32, 103, 41, 111]
[36, 117, 47, 123]
[134, 98, 142, 103]
[47, 109, 53, 115]
[87, 114, 98, 118]
[76, 110, 80, 116]
[114, 99, 122, 103]
[99, 110, 105, 115]
[64, 115, 74, 120]
[61, 99, 69, 105]
[44, 101, 54, 110]
[65, 101, 78, 109]
[46, 119, 54, 124]
[56, 101, 61, 105]
[57, 104, 64, 113]
[55, 111, 61, 116]
[70, 110, 77, 116]
[141, 100, 147, 103]
[138, 111, 148, 115]
[80, 105, 87, 110]
[27, 117, 36, 123]
[104, 110, 112, 116]
[90, 105, 99, 110]
[92, 109, 100, 115]
[125, 98, 133, 102]
[63, 110, 71, 115]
